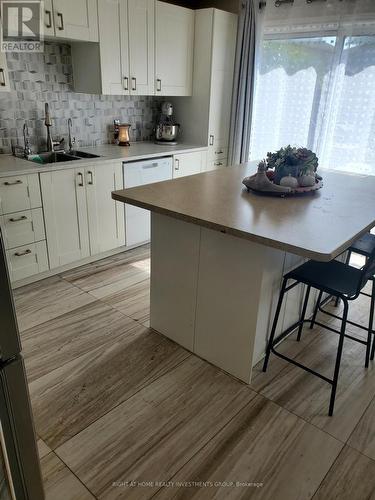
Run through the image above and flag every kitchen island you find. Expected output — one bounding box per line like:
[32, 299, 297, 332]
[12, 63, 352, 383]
[112, 164, 375, 382]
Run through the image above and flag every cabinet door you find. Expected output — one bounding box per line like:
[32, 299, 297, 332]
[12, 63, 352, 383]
[173, 152, 203, 178]
[0, 51, 10, 92]
[53, 0, 98, 41]
[208, 11, 237, 150]
[85, 163, 125, 255]
[40, 169, 90, 269]
[98, 0, 128, 95]
[155, 1, 194, 96]
[128, 0, 154, 95]
[44, 0, 55, 37]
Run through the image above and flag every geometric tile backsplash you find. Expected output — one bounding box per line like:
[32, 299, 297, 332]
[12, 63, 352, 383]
[0, 42, 162, 154]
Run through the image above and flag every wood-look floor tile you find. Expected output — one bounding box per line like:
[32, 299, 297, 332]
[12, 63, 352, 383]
[313, 445, 375, 500]
[41, 452, 95, 500]
[61, 248, 150, 297]
[14, 276, 95, 332]
[55, 356, 256, 499]
[30, 326, 190, 449]
[22, 301, 139, 383]
[37, 438, 51, 459]
[60, 244, 150, 283]
[258, 327, 375, 442]
[98, 278, 150, 324]
[154, 395, 343, 500]
[348, 395, 375, 461]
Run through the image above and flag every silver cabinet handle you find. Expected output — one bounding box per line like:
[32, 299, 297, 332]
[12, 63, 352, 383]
[132, 77, 137, 91]
[156, 79, 162, 92]
[4, 180, 22, 186]
[214, 162, 223, 166]
[209, 135, 214, 146]
[45, 9, 52, 28]
[77, 172, 84, 187]
[123, 77, 129, 91]
[215, 150, 223, 154]
[87, 170, 94, 185]
[9, 215, 27, 223]
[175, 158, 180, 171]
[57, 12, 64, 30]
[0, 69, 6, 87]
[15, 249, 31, 257]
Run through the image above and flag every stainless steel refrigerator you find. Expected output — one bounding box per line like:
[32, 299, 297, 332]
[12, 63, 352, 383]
[0, 228, 44, 499]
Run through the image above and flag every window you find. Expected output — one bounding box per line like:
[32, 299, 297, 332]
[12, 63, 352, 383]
[250, 32, 375, 176]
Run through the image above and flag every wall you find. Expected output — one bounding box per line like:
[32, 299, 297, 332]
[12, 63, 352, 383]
[0, 43, 161, 154]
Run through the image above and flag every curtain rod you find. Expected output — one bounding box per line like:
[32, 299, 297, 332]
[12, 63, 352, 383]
[259, 0, 345, 9]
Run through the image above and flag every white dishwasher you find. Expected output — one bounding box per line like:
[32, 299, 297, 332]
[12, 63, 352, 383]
[123, 157, 173, 246]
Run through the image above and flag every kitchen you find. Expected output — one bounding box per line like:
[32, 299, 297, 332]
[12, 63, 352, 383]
[1, 0, 375, 499]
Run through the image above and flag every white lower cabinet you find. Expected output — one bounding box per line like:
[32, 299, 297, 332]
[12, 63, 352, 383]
[85, 163, 125, 255]
[40, 168, 90, 269]
[6, 242, 49, 282]
[41, 162, 125, 270]
[173, 151, 206, 178]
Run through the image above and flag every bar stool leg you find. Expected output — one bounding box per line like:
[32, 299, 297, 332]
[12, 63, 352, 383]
[329, 298, 348, 416]
[297, 285, 311, 341]
[263, 277, 288, 373]
[365, 280, 375, 368]
[310, 290, 323, 330]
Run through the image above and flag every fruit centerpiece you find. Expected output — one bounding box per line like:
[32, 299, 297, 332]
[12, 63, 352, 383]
[243, 145, 323, 196]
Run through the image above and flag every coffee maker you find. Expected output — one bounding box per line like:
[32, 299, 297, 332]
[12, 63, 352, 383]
[155, 102, 180, 145]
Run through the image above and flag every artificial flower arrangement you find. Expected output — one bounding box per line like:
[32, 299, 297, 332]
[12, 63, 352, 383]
[243, 145, 322, 196]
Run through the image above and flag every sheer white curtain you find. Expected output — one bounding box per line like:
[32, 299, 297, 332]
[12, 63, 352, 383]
[249, 0, 375, 175]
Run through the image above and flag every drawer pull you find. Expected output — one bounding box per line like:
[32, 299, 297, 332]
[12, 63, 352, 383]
[0, 68, 6, 87]
[57, 12, 64, 30]
[156, 79, 162, 92]
[4, 180, 23, 186]
[214, 162, 223, 166]
[9, 215, 27, 223]
[87, 170, 94, 185]
[45, 9, 52, 28]
[14, 249, 32, 257]
[77, 172, 84, 187]
[215, 150, 224, 154]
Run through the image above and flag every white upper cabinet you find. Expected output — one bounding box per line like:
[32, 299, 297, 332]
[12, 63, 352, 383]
[77, 0, 154, 95]
[128, 0, 155, 95]
[97, 0, 127, 95]
[155, 1, 194, 96]
[52, 0, 98, 41]
[43, 0, 55, 37]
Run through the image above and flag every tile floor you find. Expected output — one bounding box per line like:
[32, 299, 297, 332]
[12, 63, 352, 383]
[14, 244, 375, 499]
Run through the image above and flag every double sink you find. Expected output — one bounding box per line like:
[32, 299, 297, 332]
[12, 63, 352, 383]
[28, 150, 100, 165]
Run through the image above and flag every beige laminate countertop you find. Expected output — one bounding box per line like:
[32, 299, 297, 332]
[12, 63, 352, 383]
[0, 142, 206, 177]
[112, 163, 375, 261]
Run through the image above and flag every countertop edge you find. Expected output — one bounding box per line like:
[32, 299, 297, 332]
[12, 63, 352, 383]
[0, 143, 207, 178]
[112, 190, 350, 262]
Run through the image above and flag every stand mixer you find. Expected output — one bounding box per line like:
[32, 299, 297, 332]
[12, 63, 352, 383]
[155, 102, 180, 145]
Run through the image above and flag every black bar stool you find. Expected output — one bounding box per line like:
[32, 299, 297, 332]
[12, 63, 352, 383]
[263, 248, 375, 416]
[321, 233, 375, 357]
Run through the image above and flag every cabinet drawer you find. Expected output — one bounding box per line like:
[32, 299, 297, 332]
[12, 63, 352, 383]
[6, 241, 49, 282]
[208, 146, 228, 161]
[208, 158, 228, 171]
[0, 174, 41, 215]
[1, 208, 45, 250]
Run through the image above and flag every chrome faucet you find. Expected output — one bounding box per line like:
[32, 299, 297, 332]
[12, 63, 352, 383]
[45, 103, 53, 152]
[67, 118, 76, 152]
[23, 123, 32, 156]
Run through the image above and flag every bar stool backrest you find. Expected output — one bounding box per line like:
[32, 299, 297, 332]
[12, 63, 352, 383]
[357, 246, 375, 296]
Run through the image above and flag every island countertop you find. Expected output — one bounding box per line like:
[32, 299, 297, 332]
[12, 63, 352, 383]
[112, 163, 375, 261]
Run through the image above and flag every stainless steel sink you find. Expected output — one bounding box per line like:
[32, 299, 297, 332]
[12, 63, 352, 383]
[28, 151, 80, 164]
[28, 150, 101, 164]
[68, 150, 101, 159]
